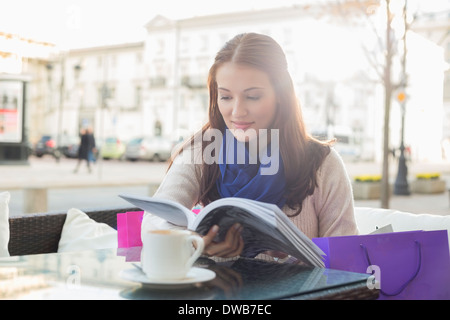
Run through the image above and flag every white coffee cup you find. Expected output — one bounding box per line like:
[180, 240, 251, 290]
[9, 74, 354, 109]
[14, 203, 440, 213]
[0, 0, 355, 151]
[141, 229, 204, 280]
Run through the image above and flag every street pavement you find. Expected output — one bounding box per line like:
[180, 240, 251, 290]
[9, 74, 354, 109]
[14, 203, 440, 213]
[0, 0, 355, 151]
[1, 155, 449, 216]
[3, 156, 168, 216]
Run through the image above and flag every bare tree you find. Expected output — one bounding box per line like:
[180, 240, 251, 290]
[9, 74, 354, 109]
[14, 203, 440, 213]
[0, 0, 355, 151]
[319, 0, 412, 208]
[339, 0, 409, 208]
[381, 0, 395, 208]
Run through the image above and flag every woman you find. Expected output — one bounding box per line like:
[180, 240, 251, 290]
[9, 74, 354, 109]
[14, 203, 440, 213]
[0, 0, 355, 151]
[74, 127, 96, 174]
[143, 33, 358, 259]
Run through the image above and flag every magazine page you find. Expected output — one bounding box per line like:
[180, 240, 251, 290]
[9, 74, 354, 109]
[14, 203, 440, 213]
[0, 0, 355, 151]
[197, 197, 277, 227]
[193, 205, 304, 259]
[275, 215, 325, 256]
[274, 217, 325, 266]
[235, 199, 325, 259]
[119, 194, 194, 227]
[258, 201, 326, 258]
[220, 198, 325, 261]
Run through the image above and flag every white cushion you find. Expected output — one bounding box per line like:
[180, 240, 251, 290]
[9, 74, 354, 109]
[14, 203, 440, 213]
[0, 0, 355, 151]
[57, 208, 117, 253]
[355, 206, 450, 245]
[0, 192, 10, 257]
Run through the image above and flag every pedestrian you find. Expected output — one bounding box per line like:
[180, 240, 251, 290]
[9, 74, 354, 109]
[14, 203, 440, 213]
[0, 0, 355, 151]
[142, 33, 358, 259]
[73, 127, 96, 173]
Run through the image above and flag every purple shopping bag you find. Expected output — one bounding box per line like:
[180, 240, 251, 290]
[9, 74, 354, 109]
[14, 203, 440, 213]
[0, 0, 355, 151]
[313, 230, 450, 300]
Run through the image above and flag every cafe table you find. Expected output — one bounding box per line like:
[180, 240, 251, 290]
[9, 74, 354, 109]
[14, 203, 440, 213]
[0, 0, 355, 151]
[0, 246, 379, 301]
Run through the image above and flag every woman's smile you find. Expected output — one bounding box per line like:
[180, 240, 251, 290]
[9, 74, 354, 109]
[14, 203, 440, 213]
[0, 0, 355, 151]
[231, 121, 254, 131]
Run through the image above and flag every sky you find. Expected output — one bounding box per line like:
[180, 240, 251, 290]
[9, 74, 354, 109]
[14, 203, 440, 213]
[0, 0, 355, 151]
[0, 0, 448, 49]
[0, 0, 305, 49]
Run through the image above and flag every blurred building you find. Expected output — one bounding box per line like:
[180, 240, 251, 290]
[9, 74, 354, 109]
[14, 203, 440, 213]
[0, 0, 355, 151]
[44, 42, 145, 144]
[412, 9, 450, 160]
[0, 32, 58, 145]
[142, 4, 380, 159]
[140, 3, 445, 162]
[0, 32, 57, 162]
[1, 1, 447, 162]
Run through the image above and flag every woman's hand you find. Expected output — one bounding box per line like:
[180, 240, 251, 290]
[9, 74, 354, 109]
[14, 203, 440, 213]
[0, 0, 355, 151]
[202, 223, 244, 258]
[264, 250, 288, 260]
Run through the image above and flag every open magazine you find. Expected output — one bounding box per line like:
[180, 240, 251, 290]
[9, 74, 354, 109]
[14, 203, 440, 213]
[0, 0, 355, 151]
[119, 194, 325, 267]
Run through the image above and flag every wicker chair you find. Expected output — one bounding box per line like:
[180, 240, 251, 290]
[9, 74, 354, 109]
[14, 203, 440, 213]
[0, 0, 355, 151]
[8, 206, 140, 256]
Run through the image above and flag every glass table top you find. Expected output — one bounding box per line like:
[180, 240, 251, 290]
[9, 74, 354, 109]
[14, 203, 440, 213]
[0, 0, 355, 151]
[0, 247, 377, 300]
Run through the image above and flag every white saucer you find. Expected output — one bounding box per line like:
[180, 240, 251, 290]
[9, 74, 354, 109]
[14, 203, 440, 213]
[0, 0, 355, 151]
[119, 267, 216, 290]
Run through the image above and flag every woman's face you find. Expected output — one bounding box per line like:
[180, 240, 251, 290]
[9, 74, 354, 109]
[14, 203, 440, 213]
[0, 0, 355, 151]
[216, 62, 277, 142]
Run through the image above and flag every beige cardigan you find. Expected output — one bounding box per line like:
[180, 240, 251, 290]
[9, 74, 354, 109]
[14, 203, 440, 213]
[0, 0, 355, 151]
[143, 144, 359, 240]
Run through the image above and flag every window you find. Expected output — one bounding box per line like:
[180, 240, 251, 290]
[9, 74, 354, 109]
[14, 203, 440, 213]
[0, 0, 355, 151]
[136, 53, 143, 64]
[135, 86, 142, 109]
[111, 55, 117, 68]
[446, 41, 450, 63]
[335, 135, 350, 144]
[157, 39, 165, 55]
[154, 120, 162, 136]
[108, 86, 115, 99]
[98, 85, 114, 106]
[219, 33, 229, 46]
[200, 35, 208, 51]
[180, 37, 190, 53]
[283, 28, 293, 46]
[444, 72, 450, 100]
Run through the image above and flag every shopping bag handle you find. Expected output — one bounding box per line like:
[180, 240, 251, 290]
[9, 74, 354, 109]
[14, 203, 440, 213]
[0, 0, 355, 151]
[360, 240, 422, 296]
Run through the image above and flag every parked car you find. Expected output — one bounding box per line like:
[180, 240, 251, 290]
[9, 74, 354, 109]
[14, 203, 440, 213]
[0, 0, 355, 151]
[34, 134, 86, 159]
[34, 135, 57, 157]
[60, 135, 81, 158]
[100, 137, 126, 160]
[312, 126, 362, 162]
[125, 136, 174, 162]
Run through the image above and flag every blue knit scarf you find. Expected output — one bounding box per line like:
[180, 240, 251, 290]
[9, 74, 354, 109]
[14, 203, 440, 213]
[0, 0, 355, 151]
[215, 130, 286, 208]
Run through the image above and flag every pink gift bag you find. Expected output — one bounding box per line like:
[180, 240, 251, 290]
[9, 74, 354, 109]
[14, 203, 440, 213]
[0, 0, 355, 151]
[117, 211, 144, 248]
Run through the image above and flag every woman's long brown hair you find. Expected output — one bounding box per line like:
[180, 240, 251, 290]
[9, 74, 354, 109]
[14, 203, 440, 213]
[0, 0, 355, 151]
[169, 33, 333, 216]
